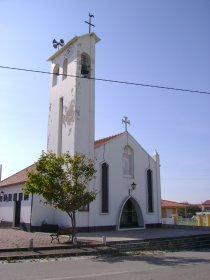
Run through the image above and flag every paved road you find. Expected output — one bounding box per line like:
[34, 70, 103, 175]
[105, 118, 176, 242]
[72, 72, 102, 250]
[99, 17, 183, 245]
[0, 251, 210, 280]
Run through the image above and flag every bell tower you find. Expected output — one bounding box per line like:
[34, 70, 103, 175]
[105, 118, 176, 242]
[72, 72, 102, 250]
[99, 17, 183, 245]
[47, 33, 100, 158]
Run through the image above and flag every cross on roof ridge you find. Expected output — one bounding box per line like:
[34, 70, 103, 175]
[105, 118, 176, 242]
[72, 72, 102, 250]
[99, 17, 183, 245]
[122, 116, 130, 131]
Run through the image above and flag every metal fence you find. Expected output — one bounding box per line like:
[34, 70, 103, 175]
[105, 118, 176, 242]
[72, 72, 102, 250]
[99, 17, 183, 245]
[177, 217, 198, 226]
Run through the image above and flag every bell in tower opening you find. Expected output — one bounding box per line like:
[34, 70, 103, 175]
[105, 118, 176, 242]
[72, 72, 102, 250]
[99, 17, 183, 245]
[81, 53, 91, 77]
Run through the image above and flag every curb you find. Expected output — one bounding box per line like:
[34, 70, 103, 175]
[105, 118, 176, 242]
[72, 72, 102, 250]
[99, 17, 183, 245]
[0, 246, 117, 261]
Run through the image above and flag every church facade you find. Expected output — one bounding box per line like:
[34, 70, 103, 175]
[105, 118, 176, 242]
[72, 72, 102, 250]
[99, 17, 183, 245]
[0, 33, 161, 231]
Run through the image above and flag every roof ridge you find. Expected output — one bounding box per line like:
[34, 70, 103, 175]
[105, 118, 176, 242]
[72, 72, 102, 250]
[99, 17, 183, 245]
[202, 200, 210, 204]
[161, 199, 188, 205]
[94, 132, 125, 149]
[95, 132, 124, 143]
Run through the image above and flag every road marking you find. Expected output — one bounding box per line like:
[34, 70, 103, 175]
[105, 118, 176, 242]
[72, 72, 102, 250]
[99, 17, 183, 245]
[40, 269, 145, 280]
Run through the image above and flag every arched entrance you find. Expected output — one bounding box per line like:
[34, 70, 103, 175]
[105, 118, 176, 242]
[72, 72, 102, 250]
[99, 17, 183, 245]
[118, 197, 144, 229]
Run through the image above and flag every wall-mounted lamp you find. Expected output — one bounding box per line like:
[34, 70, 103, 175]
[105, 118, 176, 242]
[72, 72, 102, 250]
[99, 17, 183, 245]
[129, 182, 136, 196]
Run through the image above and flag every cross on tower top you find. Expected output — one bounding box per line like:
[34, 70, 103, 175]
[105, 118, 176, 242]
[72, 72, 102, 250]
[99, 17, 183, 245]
[122, 116, 130, 132]
[85, 13, 95, 33]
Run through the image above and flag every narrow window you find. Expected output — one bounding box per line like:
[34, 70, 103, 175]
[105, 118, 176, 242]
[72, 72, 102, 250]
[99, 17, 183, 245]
[57, 97, 63, 155]
[147, 169, 153, 213]
[8, 194, 12, 201]
[81, 53, 90, 78]
[13, 193, 17, 201]
[3, 194, 7, 202]
[19, 193, 23, 201]
[0, 196, 2, 202]
[101, 162, 109, 213]
[52, 64, 59, 86]
[62, 59, 68, 80]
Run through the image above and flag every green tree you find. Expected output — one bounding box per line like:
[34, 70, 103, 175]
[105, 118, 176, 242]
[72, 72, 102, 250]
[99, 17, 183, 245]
[23, 151, 97, 241]
[186, 205, 202, 218]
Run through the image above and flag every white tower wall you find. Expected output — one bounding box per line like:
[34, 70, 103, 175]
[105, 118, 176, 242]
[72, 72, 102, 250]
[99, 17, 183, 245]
[47, 33, 100, 158]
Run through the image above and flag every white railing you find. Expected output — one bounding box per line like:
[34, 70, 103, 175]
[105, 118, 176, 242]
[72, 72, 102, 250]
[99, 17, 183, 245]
[162, 218, 174, 225]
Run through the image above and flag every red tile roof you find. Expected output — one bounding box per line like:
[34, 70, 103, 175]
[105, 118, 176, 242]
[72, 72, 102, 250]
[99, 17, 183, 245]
[202, 200, 210, 205]
[0, 164, 36, 188]
[94, 133, 123, 149]
[161, 199, 188, 208]
[0, 133, 124, 188]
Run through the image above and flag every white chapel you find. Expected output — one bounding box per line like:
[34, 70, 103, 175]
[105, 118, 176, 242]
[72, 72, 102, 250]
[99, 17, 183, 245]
[0, 33, 161, 231]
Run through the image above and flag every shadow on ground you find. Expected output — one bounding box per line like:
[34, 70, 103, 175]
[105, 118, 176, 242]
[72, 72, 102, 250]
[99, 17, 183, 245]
[93, 249, 210, 266]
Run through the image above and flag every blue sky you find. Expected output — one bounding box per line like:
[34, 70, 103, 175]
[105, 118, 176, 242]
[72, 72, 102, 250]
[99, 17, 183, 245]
[0, 0, 209, 203]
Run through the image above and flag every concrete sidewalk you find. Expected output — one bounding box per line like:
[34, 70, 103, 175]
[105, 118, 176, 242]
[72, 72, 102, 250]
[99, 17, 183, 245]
[1, 227, 210, 260]
[1, 227, 210, 249]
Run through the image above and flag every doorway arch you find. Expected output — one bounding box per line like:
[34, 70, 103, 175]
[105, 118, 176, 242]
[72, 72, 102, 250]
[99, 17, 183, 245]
[117, 197, 144, 229]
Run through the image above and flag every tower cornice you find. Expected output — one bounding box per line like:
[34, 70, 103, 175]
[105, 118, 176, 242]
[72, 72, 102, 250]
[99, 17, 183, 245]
[47, 32, 100, 62]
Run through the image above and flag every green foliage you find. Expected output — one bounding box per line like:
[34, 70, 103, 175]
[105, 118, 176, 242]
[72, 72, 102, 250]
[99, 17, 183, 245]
[178, 204, 202, 218]
[186, 205, 202, 218]
[177, 208, 185, 217]
[23, 151, 97, 239]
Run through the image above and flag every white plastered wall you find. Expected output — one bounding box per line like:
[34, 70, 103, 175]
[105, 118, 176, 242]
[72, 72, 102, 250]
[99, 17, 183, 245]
[0, 184, 31, 225]
[87, 132, 161, 228]
[31, 195, 56, 226]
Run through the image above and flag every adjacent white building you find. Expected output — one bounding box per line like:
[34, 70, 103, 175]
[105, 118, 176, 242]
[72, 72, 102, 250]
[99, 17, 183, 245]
[0, 33, 161, 231]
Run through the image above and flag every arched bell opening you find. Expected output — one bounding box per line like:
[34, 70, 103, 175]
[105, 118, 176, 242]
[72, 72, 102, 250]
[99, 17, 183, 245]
[52, 64, 60, 86]
[81, 53, 91, 78]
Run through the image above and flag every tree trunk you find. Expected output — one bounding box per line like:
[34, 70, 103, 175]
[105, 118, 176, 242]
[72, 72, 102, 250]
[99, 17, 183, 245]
[72, 211, 76, 242]
[67, 211, 76, 243]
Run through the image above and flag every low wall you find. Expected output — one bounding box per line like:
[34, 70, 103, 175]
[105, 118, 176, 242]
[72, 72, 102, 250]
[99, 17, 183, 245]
[161, 224, 210, 231]
[162, 218, 174, 225]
